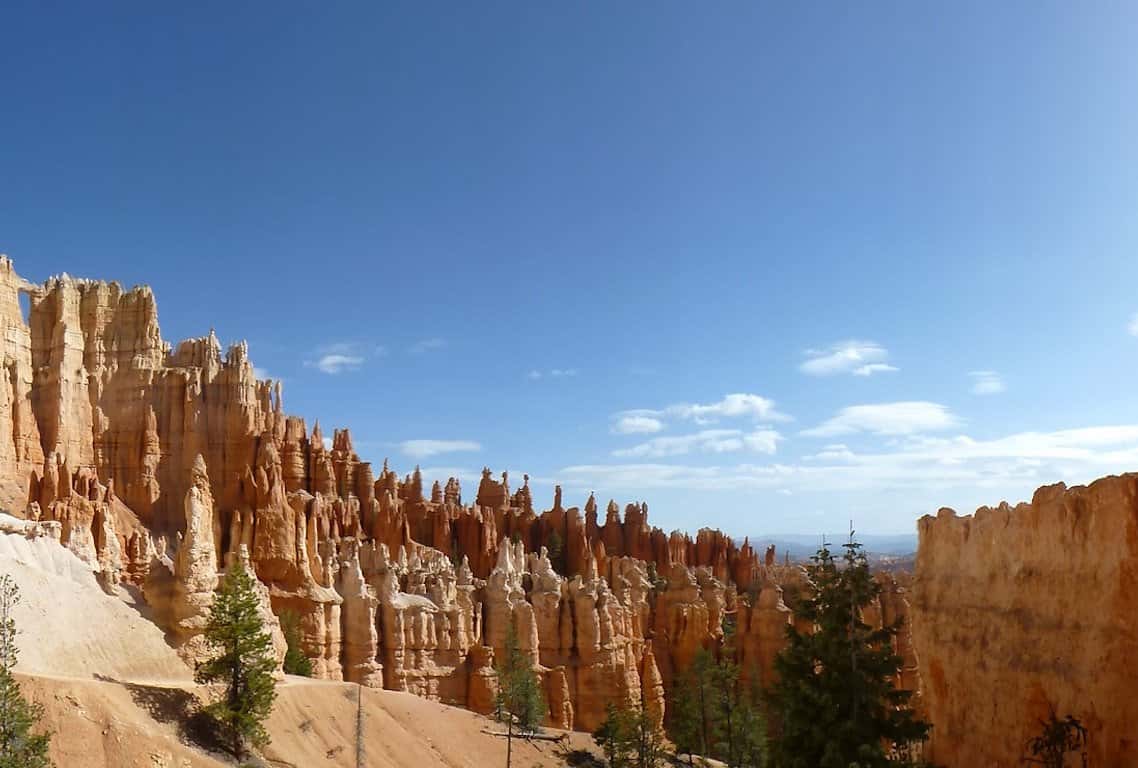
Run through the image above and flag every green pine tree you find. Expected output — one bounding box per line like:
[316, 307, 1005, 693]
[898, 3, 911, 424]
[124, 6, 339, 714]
[769, 532, 930, 768]
[631, 705, 665, 768]
[194, 560, 278, 758]
[594, 701, 663, 768]
[279, 611, 313, 677]
[710, 619, 768, 767]
[0, 575, 52, 768]
[668, 648, 716, 764]
[594, 702, 634, 768]
[495, 619, 545, 768]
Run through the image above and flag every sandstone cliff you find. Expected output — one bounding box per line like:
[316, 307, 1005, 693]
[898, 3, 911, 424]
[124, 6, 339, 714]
[0, 255, 796, 733]
[913, 475, 1138, 766]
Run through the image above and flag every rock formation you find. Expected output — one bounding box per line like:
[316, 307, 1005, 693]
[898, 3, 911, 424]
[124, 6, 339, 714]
[0, 255, 919, 736]
[913, 476, 1138, 766]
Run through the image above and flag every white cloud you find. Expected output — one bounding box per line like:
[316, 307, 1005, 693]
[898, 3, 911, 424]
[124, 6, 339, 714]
[311, 353, 364, 374]
[801, 340, 897, 377]
[410, 338, 447, 354]
[559, 423, 1138, 496]
[528, 367, 579, 380]
[613, 429, 782, 458]
[853, 363, 899, 377]
[613, 393, 789, 433]
[743, 429, 782, 453]
[612, 414, 665, 434]
[969, 371, 1006, 395]
[252, 366, 271, 380]
[802, 401, 958, 437]
[1128, 313, 1138, 337]
[304, 342, 367, 374]
[400, 439, 482, 459]
[806, 443, 856, 462]
[667, 393, 790, 423]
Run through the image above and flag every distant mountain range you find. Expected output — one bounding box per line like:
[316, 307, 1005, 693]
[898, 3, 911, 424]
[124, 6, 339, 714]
[745, 533, 918, 560]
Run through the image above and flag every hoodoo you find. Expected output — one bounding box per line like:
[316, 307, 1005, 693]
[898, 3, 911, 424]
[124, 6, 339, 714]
[0, 256, 820, 731]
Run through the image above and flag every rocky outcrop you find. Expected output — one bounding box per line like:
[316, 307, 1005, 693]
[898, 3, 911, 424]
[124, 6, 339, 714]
[912, 476, 1138, 767]
[0, 256, 824, 735]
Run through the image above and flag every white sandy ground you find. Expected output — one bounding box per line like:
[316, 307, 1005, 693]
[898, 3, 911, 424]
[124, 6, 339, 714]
[1, 522, 192, 681]
[1, 529, 602, 767]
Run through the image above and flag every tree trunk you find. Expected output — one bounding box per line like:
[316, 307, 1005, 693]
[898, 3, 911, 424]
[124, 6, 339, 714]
[506, 714, 512, 768]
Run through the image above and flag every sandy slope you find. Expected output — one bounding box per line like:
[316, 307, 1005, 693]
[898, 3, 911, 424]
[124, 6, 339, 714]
[20, 674, 597, 768]
[2, 529, 600, 767]
[2, 529, 192, 681]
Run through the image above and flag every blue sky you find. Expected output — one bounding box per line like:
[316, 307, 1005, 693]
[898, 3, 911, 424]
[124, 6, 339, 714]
[4, 3, 1138, 534]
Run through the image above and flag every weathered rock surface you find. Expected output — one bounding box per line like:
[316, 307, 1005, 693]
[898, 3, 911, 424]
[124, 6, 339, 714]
[0, 255, 918, 735]
[913, 476, 1138, 766]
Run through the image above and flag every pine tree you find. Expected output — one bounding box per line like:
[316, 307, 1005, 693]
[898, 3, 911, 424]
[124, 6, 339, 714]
[594, 701, 664, 768]
[668, 648, 716, 764]
[631, 705, 666, 768]
[194, 560, 278, 758]
[0, 575, 52, 768]
[279, 611, 313, 677]
[770, 532, 930, 768]
[710, 619, 768, 767]
[495, 619, 545, 768]
[594, 702, 634, 768]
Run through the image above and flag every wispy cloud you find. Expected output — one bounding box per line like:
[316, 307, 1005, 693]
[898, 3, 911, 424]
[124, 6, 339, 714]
[410, 338, 447, 354]
[805, 443, 857, 462]
[252, 366, 272, 380]
[305, 342, 366, 375]
[528, 368, 579, 380]
[612, 413, 665, 434]
[969, 370, 1006, 395]
[400, 439, 482, 459]
[853, 363, 899, 377]
[1128, 313, 1138, 337]
[802, 401, 958, 437]
[559, 424, 1138, 495]
[613, 393, 790, 434]
[801, 340, 897, 377]
[613, 428, 782, 458]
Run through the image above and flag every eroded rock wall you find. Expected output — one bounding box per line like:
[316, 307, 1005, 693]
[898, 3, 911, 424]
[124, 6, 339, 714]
[3, 256, 772, 732]
[912, 476, 1138, 767]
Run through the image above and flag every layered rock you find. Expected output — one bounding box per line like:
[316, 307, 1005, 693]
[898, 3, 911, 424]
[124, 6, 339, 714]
[913, 476, 1138, 766]
[0, 256, 834, 736]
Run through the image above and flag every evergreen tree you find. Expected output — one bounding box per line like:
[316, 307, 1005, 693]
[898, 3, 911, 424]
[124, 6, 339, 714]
[279, 611, 313, 677]
[195, 561, 278, 758]
[0, 575, 52, 768]
[594, 701, 664, 768]
[769, 532, 930, 768]
[494, 619, 545, 768]
[732, 690, 769, 768]
[631, 705, 666, 768]
[594, 702, 634, 768]
[668, 648, 716, 764]
[710, 620, 768, 767]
